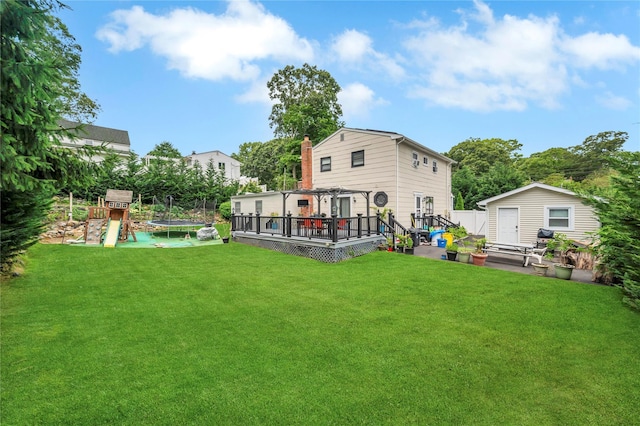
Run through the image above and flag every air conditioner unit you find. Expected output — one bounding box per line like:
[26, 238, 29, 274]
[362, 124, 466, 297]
[432, 165, 438, 172]
[412, 159, 420, 168]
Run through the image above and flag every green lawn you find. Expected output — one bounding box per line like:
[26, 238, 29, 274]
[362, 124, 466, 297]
[2, 242, 638, 425]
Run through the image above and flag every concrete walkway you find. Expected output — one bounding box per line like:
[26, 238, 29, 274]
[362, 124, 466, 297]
[413, 243, 597, 284]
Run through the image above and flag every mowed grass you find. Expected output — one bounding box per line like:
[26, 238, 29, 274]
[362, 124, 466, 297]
[2, 243, 638, 425]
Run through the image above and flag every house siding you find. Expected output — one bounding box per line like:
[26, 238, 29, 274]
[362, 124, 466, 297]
[396, 143, 451, 221]
[186, 151, 242, 181]
[313, 131, 397, 217]
[231, 192, 303, 216]
[312, 129, 453, 226]
[486, 187, 599, 243]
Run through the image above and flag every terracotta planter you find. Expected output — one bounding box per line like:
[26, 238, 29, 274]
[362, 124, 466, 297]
[470, 252, 488, 266]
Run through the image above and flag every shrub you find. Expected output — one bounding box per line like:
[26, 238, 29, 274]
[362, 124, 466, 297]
[581, 152, 640, 311]
[219, 201, 232, 220]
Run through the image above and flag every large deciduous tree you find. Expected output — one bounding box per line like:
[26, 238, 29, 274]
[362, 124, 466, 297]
[568, 131, 628, 181]
[267, 63, 344, 143]
[445, 137, 522, 175]
[233, 139, 292, 190]
[1, 0, 99, 270]
[447, 138, 524, 209]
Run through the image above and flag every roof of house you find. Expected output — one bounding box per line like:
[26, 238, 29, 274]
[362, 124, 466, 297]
[316, 127, 455, 163]
[58, 119, 130, 146]
[477, 182, 578, 206]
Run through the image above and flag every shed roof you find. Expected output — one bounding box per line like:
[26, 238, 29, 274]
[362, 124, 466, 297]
[477, 182, 577, 207]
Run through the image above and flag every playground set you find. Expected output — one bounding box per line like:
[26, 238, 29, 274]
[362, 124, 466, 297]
[80, 190, 219, 248]
[84, 189, 137, 247]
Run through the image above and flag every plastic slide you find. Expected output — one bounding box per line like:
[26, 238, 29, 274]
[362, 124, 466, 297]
[103, 219, 122, 248]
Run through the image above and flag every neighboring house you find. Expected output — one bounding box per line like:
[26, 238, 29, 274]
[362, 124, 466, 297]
[58, 119, 131, 161]
[308, 128, 455, 228]
[184, 150, 256, 185]
[476, 182, 600, 244]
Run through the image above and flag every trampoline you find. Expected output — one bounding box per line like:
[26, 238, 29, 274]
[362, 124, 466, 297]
[147, 195, 213, 237]
[146, 219, 208, 227]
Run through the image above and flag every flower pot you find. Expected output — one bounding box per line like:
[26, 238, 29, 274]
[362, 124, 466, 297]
[532, 263, 549, 277]
[470, 252, 488, 266]
[458, 251, 471, 264]
[446, 250, 458, 261]
[554, 264, 574, 280]
[222, 237, 230, 244]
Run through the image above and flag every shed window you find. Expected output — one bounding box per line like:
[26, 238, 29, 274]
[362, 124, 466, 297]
[545, 206, 574, 230]
[255, 200, 262, 214]
[351, 150, 364, 167]
[320, 156, 331, 172]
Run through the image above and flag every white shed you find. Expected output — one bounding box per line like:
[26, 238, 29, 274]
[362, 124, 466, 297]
[477, 182, 599, 244]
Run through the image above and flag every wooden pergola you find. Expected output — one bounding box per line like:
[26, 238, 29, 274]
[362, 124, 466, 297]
[280, 187, 372, 217]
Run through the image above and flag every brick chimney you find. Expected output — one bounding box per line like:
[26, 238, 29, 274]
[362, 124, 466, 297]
[301, 135, 312, 190]
[300, 135, 313, 215]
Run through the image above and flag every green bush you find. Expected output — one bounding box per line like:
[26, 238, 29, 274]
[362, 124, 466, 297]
[581, 152, 640, 311]
[219, 201, 232, 220]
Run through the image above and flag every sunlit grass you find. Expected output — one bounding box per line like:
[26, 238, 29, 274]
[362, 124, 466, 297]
[2, 243, 638, 424]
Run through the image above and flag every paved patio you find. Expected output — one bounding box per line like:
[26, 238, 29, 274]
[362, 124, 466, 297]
[413, 243, 597, 284]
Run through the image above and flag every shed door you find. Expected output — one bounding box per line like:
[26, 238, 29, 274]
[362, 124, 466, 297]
[497, 208, 519, 243]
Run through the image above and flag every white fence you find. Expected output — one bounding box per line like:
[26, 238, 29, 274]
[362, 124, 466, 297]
[451, 210, 486, 236]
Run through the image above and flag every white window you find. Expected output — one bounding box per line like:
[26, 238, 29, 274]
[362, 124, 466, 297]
[544, 206, 574, 231]
[411, 152, 419, 168]
[423, 156, 428, 165]
[234, 202, 241, 213]
[255, 200, 262, 214]
[432, 160, 438, 173]
[218, 162, 226, 171]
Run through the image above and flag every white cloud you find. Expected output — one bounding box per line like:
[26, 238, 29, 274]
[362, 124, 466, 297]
[96, 1, 314, 82]
[560, 32, 640, 70]
[596, 91, 632, 110]
[402, 1, 640, 112]
[332, 29, 372, 63]
[339, 83, 387, 119]
[331, 30, 405, 80]
[235, 77, 271, 104]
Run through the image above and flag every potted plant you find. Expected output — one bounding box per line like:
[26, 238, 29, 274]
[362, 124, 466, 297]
[470, 238, 488, 266]
[531, 261, 550, 277]
[404, 234, 414, 255]
[457, 244, 473, 264]
[445, 242, 458, 261]
[386, 236, 394, 252]
[547, 232, 576, 280]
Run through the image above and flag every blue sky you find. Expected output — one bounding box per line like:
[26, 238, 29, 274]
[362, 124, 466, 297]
[59, 0, 640, 158]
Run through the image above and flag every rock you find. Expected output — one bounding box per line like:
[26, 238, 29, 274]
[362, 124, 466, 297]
[196, 226, 219, 241]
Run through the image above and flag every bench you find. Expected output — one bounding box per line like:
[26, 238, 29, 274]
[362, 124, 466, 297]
[482, 242, 546, 267]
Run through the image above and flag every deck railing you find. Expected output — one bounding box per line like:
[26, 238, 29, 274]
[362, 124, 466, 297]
[231, 213, 383, 242]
